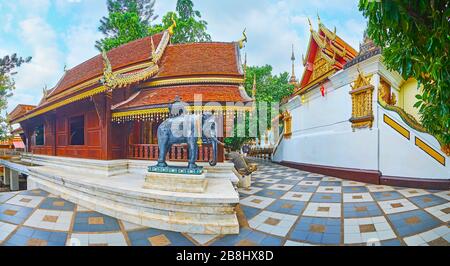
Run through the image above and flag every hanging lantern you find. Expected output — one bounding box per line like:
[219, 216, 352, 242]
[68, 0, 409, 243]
[301, 94, 306, 104]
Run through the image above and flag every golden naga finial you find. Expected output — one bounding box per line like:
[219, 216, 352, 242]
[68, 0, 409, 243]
[238, 28, 247, 49]
[317, 13, 321, 26]
[307, 17, 313, 32]
[302, 54, 307, 66]
[42, 85, 48, 98]
[168, 13, 177, 36]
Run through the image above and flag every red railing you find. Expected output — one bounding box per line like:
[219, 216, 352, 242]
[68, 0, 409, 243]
[128, 144, 213, 162]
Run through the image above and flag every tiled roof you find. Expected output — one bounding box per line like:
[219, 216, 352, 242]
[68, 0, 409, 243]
[47, 36, 241, 100]
[155, 42, 241, 78]
[113, 85, 251, 111]
[7, 104, 36, 122]
[47, 33, 165, 98]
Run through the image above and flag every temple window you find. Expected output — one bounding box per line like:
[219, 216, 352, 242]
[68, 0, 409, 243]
[34, 125, 44, 146]
[282, 111, 292, 139]
[69, 115, 85, 145]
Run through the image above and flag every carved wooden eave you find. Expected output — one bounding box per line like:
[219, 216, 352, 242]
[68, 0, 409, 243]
[101, 31, 171, 90]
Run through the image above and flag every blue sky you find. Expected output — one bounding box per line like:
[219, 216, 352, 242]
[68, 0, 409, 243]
[0, 0, 366, 112]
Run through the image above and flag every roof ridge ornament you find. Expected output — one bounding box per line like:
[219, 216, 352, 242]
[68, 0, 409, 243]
[100, 30, 171, 89]
[302, 54, 307, 67]
[168, 13, 177, 36]
[307, 17, 313, 32]
[43, 84, 48, 99]
[151, 36, 157, 64]
[238, 28, 247, 49]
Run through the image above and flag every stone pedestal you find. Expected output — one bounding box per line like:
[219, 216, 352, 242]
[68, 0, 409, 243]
[9, 170, 19, 191]
[143, 172, 208, 193]
[3, 167, 10, 185]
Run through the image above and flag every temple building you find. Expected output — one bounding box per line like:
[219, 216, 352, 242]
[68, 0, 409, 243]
[8, 28, 252, 163]
[273, 18, 449, 189]
[2, 26, 252, 235]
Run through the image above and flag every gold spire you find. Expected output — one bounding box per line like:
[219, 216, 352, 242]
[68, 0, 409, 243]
[252, 74, 257, 100]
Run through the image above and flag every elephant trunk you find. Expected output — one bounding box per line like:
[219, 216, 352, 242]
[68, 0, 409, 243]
[209, 138, 218, 166]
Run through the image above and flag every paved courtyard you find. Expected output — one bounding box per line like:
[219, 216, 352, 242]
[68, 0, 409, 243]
[0, 159, 449, 246]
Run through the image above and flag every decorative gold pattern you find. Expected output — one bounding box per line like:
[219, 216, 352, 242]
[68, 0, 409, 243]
[101, 31, 170, 89]
[377, 91, 449, 156]
[138, 77, 244, 88]
[14, 86, 108, 123]
[112, 105, 252, 122]
[282, 111, 292, 139]
[311, 55, 333, 82]
[415, 137, 446, 166]
[349, 69, 374, 129]
[378, 93, 426, 133]
[384, 114, 410, 140]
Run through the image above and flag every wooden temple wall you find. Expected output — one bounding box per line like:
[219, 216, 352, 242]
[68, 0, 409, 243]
[22, 100, 103, 159]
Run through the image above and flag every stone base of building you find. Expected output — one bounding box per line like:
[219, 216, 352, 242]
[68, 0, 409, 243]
[143, 171, 208, 193]
[19, 154, 240, 235]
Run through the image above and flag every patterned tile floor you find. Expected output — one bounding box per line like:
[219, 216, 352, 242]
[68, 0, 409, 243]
[0, 159, 449, 246]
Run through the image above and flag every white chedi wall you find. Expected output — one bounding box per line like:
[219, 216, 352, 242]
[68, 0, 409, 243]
[274, 55, 449, 181]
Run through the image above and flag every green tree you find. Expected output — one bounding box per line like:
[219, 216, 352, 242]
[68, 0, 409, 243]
[96, 0, 158, 51]
[359, 0, 450, 152]
[0, 54, 31, 140]
[224, 65, 294, 150]
[149, 0, 211, 44]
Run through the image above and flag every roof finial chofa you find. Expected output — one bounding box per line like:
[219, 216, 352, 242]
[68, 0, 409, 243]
[238, 28, 247, 49]
[307, 17, 313, 32]
[168, 13, 177, 36]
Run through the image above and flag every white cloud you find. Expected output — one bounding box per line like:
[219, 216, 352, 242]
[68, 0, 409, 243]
[7, 17, 64, 111]
[4, 0, 367, 112]
[64, 24, 103, 68]
[18, 0, 51, 16]
[1, 14, 14, 33]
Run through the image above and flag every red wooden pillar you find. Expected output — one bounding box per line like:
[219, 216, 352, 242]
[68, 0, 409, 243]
[94, 91, 113, 160]
[103, 91, 113, 160]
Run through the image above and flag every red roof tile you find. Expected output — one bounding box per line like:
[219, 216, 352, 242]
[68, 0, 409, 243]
[47, 35, 242, 100]
[47, 33, 164, 98]
[113, 85, 251, 111]
[155, 42, 241, 78]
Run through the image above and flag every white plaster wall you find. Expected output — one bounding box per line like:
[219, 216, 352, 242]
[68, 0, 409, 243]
[378, 106, 449, 179]
[273, 55, 449, 180]
[273, 79, 379, 171]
